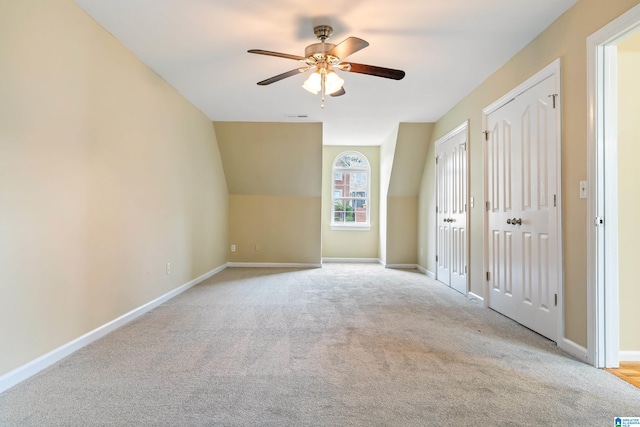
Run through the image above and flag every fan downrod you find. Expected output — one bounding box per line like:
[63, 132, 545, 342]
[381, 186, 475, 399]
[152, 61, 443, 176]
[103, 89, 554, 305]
[313, 25, 333, 41]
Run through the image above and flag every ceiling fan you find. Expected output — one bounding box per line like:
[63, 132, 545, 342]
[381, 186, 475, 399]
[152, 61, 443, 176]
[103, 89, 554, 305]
[248, 25, 405, 108]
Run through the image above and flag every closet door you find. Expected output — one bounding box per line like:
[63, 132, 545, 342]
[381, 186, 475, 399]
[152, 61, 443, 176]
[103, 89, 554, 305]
[436, 127, 468, 295]
[486, 75, 559, 340]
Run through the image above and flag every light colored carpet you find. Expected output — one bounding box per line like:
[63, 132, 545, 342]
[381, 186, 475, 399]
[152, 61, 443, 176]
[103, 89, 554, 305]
[1, 264, 638, 426]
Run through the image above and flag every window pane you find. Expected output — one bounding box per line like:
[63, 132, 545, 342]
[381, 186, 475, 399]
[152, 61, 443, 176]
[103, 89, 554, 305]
[333, 199, 356, 222]
[332, 152, 369, 226]
[333, 198, 368, 223]
[348, 172, 367, 195]
[354, 202, 367, 222]
[335, 154, 367, 169]
[333, 172, 349, 196]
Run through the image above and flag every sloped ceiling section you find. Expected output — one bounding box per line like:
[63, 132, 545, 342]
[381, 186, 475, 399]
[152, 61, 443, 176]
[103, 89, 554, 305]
[388, 123, 434, 197]
[214, 122, 322, 197]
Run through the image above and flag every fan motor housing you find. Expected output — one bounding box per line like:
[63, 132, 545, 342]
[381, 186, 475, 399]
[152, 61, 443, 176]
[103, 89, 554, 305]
[313, 25, 333, 40]
[305, 42, 336, 59]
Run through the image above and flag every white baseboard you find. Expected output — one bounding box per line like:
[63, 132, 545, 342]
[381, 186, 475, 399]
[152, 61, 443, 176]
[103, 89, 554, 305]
[385, 264, 418, 269]
[227, 262, 322, 268]
[468, 292, 484, 303]
[0, 263, 227, 395]
[416, 265, 436, 279]
[559, 337, 589, 363]
[619, 351, 640, 362]
[321, 258, 381, 264]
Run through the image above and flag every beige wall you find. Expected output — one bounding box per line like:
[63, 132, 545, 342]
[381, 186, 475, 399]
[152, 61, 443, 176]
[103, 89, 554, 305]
[418, 0, 640, 347]
[388, 124, 434, 197]
[228, 196, 321, 263]
[617, 32, 640, 352]
[379, 127, 399, 263]
[0, 0, 229, 376]
[386, 197, 419, 265]
[215, 122, 322, 264]
[418, 132, 438, 273]
[385, 123, 433, 266]
[322, 146, 380, 259]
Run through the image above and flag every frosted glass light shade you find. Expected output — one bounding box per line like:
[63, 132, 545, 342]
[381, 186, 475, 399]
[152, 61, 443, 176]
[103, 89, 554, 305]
[302, 71, 321, 94]
[325, 71, 344, 94]
[303, 70, 344, 95]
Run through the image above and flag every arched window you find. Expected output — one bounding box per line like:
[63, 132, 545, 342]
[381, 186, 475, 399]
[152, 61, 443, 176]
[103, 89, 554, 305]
[332, 151, 370, 228]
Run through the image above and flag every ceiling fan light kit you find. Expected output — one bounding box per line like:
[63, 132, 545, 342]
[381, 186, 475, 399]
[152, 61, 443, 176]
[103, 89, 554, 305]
[302, 69, 344, 95]
[249, 25, 405, 108]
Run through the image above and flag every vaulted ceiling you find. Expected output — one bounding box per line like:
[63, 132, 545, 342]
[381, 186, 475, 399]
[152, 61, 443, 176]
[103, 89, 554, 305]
[73, 0, 578, 146]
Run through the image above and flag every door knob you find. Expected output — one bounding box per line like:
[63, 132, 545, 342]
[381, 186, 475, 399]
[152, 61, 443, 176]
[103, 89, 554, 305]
[512, 218, 522, 225]
[506, 218, 512, 224]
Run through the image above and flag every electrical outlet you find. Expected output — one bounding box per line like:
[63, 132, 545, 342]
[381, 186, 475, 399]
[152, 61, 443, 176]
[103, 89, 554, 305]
[166, 262, 171, 275]
[231, 244, 236, 252]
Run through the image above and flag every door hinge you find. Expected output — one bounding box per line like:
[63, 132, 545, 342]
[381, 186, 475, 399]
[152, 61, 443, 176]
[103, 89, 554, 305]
[549, 94, 558, 109]
[435, 157, 438, 164]
[436, 205, 438, 213]
[464, 203, 467, 212]
[486, 201, 490, 211]
[436, 255, 438, 262]
[483, 130, 489, 141]
[595, 217, 604, 226]
[486, 271, 490, 281]
[462, 142, 467, 151]
[464, 265, 467, 274]
[554, 294, 558, 306]
[553, 194, 557, 207]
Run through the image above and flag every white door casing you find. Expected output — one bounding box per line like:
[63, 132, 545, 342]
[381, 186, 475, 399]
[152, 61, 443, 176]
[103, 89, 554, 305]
[587, 3, 640, 367]
[436, 122, 468, 295]
[484, 63, 562, 342]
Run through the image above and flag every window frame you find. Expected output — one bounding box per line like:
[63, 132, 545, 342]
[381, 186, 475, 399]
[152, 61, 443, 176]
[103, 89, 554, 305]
[331, 151, 371, 230]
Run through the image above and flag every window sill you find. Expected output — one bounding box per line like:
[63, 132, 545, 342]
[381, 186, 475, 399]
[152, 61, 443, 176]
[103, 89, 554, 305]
[330, 224, 371, 231]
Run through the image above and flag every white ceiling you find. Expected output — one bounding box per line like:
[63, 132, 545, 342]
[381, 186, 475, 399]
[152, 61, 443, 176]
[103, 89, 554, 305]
[73, 0, 578, 146]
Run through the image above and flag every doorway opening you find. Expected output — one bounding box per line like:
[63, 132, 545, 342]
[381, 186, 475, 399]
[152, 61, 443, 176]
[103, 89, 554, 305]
[587, 3, 640, 368]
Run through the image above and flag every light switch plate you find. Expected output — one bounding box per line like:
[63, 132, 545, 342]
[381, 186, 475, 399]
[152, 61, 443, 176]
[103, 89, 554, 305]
[579, 181, 587, 199]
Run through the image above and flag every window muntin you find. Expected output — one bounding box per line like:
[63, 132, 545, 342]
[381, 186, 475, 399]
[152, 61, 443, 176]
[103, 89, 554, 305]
[332, 152, 370, 227]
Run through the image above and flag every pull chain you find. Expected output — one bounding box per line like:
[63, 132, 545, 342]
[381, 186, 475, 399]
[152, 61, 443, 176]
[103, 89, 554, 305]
[321, 38, 326, 108]
[321, 70, 326, 108]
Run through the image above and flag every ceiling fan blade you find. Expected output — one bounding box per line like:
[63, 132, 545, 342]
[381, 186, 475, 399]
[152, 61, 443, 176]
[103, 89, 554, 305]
[326, 37, 369, 60]
[257, 67, 311, 86]
[248, 49, 305, 61]
[330, 87, 346, 97]
[342, 62, 406, 80]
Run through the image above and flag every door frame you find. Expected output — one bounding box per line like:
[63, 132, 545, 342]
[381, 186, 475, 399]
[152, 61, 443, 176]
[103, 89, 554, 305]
[434, 121, 469, 295]
[481, 58, 565, 344]
[586, 3, 640, 368]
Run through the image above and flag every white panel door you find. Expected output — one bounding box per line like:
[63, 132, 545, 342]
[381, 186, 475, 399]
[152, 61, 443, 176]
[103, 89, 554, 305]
[436, 146, 451, 286]
[436, 129, 467, 295]
[486, 76, 558, 341]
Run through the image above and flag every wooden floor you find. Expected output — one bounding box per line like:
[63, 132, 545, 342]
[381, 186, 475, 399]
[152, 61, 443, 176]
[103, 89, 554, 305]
[605, 362, 640, 389]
